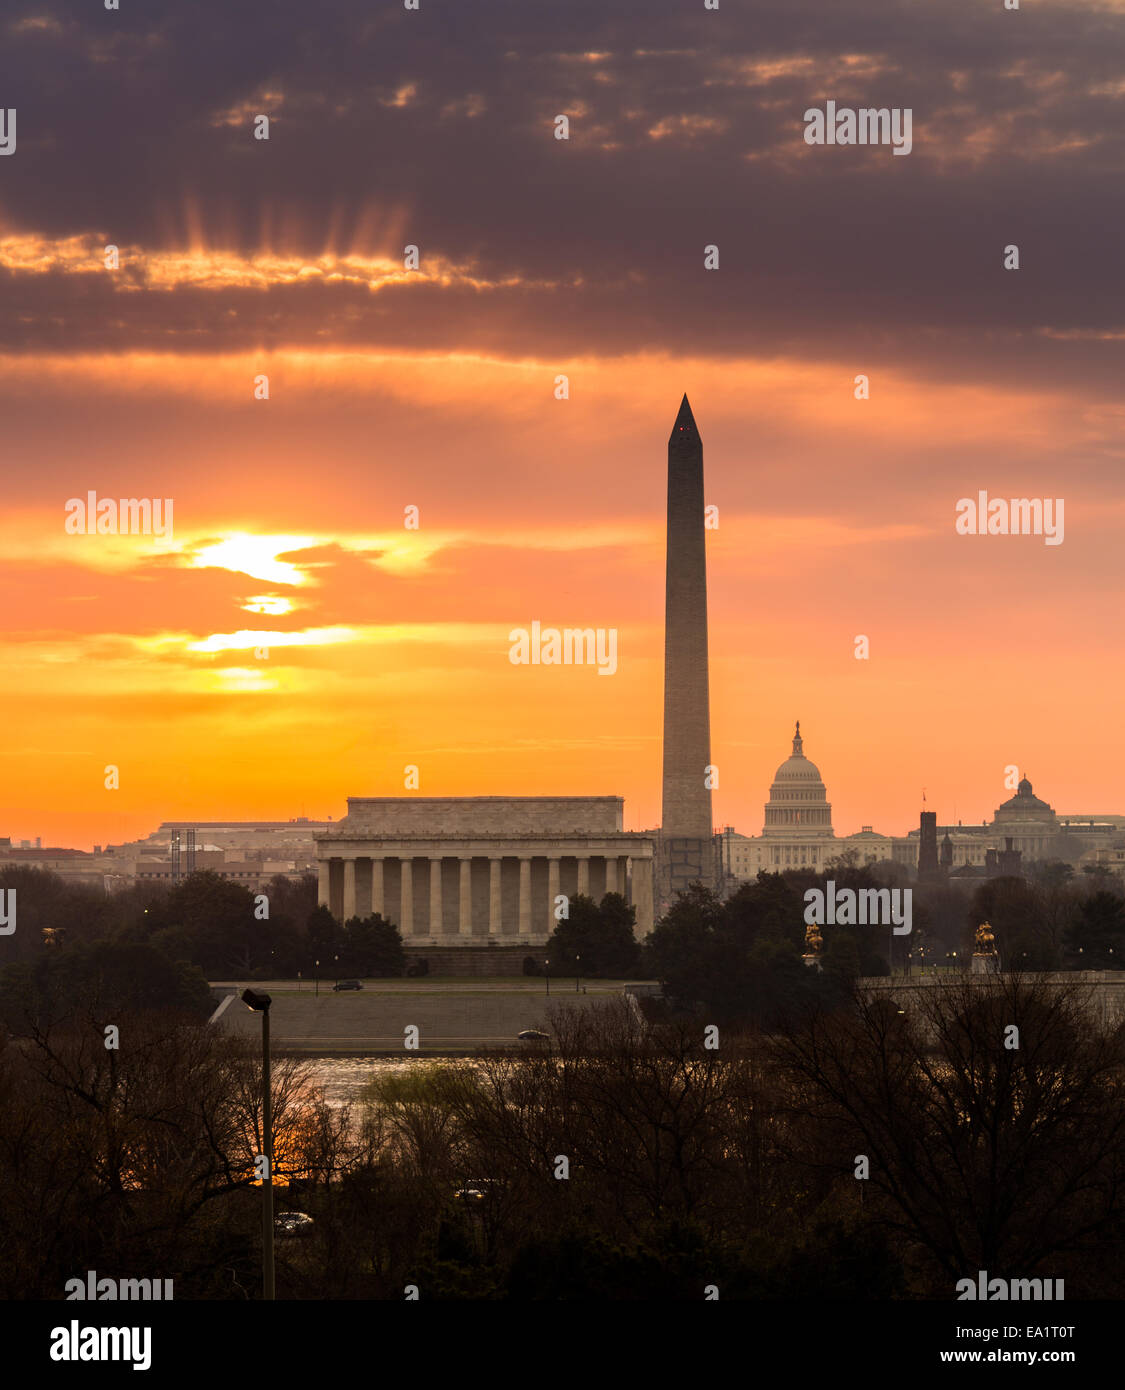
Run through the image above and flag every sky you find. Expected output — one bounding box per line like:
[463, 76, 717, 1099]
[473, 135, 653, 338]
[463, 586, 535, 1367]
[1, 0, 1123, 850]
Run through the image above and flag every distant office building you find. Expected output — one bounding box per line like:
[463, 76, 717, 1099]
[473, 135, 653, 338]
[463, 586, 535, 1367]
[97, 819, 329, 889]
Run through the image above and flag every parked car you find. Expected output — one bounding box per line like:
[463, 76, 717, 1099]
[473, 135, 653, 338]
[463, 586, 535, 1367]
[517, 1028, 550, 1042]
[453, 1179, 500, 1202]
[275, 1212, 315, 1237]
[332, 979, 363, 992]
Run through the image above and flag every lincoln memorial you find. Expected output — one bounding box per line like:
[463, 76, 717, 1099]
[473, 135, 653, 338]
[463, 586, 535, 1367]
[314, 796, 655, 946]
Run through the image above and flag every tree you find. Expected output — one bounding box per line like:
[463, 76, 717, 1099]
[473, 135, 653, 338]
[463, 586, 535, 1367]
[143, 871, 260, 976]
[1065, 891, 1125, 970]
[645, 875, 822, 1024]
[643, 883, 724, 1005]
[967, 876, 1059, 970]
[1030, 860, 1074, 889]
[343, 914, 405, 977]
[0, 1013, 357, 1298]
[305, 903, 346, 967]
[0, 938, 212, 1036]
[597, 894, 641, 975]
[0, 865, 114, 963]
[821, 931, 861, 994]
[771, 975, 1125, 1295]
[547, 893, 640, 978]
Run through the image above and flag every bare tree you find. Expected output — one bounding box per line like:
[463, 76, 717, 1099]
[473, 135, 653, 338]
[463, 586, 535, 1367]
[770, 975, 1125, 1295]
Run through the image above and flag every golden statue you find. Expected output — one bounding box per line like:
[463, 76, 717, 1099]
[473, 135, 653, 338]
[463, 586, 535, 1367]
[973, 921, 996, 956]
[805, 921, 823, 956]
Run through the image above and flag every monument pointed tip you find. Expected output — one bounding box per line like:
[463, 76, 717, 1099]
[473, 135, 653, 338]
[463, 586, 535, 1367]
[670, 393, 699, 440]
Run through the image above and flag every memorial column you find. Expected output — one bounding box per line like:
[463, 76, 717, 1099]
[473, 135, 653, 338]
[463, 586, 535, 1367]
[400, 857, 414, 936]
[429, 857, 443, 935]
[518, 856, 532, 937]
[489, 857, 503, 937]
[343, 857, 357, 920]
[547, 857, 560, 936]
[459, 856, 473, 936]
[372, 857, 385, 916]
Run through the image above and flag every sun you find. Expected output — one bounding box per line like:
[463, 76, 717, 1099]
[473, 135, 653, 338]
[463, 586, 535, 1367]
[191, 533, 317, 586]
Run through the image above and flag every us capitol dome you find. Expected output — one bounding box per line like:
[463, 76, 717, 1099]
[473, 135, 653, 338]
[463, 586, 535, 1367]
[756, 722, 835, 867]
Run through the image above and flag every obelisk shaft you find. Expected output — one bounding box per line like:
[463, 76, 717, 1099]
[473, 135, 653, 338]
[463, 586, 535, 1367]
[660, 395, 713, 899]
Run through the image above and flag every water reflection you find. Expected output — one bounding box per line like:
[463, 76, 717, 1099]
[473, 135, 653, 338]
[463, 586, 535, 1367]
[303, 1055, 469, 1111]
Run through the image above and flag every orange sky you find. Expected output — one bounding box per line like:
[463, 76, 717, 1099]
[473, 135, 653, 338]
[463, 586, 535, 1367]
[1, 1, 1122, 848]
[0, 347, 1119, 849]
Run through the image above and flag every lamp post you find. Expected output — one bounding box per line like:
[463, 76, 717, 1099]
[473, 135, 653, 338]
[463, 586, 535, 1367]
[575, 953, 581, 994]
[545, 960, 550, 996]
[297, 971, 302, 992]
[334, 954, 339, 989]
[315, 959, 320, 997]
[241, 989, 275, 1301]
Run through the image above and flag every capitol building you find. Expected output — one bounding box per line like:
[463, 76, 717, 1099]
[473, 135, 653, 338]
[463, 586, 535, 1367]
[718, 724, 1124, 882]
[723, 723, 836, 874]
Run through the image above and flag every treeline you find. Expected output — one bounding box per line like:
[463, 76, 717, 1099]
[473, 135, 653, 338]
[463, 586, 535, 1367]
[0, 867, 417, 1012]
[4, 981, 1125, 1299]
[646, 861, 1125, 1020]
[2, 858, 1123, 1025]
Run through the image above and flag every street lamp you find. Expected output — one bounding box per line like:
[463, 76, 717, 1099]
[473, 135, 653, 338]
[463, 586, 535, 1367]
[315, 959, 320, 997]
[334, 954, 339, 988]
[545, 960, 551, 996]
[575, 953, 581, 994]
[241, 988, 275, 1302]
[297, 971, 302, 992]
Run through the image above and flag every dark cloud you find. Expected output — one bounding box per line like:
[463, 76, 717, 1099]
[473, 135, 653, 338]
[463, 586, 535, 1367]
[0, 0, 1123, 388]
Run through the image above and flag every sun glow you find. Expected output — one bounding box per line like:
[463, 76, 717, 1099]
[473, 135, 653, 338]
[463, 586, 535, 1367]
[192, 534, 318, 586]
[187, 627, 357, 654]
[243, 595, 294, 616]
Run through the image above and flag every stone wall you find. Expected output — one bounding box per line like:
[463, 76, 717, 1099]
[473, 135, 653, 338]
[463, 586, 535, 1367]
[340, 796, 623, 836]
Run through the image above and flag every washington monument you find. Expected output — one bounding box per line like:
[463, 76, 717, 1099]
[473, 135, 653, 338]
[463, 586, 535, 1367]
[660, 394, 714, 903]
